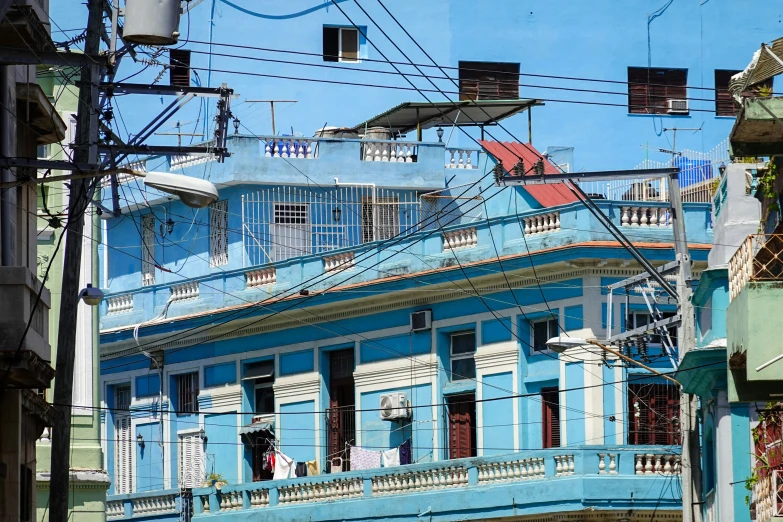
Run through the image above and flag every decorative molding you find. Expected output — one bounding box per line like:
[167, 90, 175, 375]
[274, 374, 320, 400]
[203, 385, 242, 409]
[474, 341, 519, 372]
[324, 252, 355, 272]
[107, 294, 134, 315]
[354, 357, 437, 390]
[246, 267, 276, 288]
[443, 227, 477, 250]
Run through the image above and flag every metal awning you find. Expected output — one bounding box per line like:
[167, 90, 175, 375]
[729, 37, 783, 97]
[350, 99, 542, 135]
[241, 360, 274, 380]
[239, 420, 275, 437]
[15, 83, 66, 145]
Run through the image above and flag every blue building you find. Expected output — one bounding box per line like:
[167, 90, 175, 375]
[97, 101, 717, 521]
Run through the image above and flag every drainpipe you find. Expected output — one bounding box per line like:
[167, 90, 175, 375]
[0, 66, 13, 265]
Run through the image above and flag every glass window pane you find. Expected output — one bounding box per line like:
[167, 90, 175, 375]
[451, 332, 476, 355]
[255, 387, 274, 414]
[548, 318, 559, 338]
[451, 358, 476, 381]
[533, 321, 549, 351]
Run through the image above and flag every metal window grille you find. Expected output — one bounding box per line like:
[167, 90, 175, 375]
[628, 384, 680, 445]
[325, 405, 356, 469]
[141, 214, 156, 286]
[419, 183, 484, 231]
[115, 385, 132, 494]
[178, 432, 205, 488]
[209, 200, 229, 267]
[361, 197, 400, 243]
[176, 373, 199, 414]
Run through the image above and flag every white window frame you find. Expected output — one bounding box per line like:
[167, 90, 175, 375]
[450, 331, 476, 381]
[178, 429, 205, 489]
[530, 317, 559, 354]
[114, 385, 133, 494]
[141, 214, 156, 286]
[209, 200, 229, 267]
[339, 27, 360, 63]
[174, 372, 200, 414]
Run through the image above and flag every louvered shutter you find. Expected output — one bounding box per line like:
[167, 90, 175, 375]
[179, 433, 205, 488]
[115, 414, 132, 493]
[209, 200, 228, 267]
[448, 396, 475, 460]
[542, 387, 560, 448]
[715, 70, 740, 116]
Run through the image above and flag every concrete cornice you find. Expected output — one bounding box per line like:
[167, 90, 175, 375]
[354, 357, 437, 389]
[274, 373, 320, 399]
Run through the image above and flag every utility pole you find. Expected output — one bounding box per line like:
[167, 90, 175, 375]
[49, 0, 103, 519]
[245, 99, 297, 135]
[155, 120, 203, 147]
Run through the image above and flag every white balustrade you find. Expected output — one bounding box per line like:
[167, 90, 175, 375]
[245, 268, 277, 288]
[170, 153, 214, 170]
[324, 252, 355, 272]
[443, 227, 478, 250]
[477, 457, 546, 484]
[620, 206, 671, 227]
[523, 212, 561, 235]
[279, 478, 363, 505]
[597, 453, 618, 475]
[361, 141, 417, 163]
[554, 455, 575, 476]
[107, 294, 133, 315]
[249, 488, 270, 508]
[445, 149, 478, 169]
[219, 490, 244, 511]
[132, 494, 177, 516]
[170, 281, 200, 302]
[264, 139, 318, 159]
[371, 466, 468, 496]
[634, 454, 680, 475]
[106, 500, 124, 518]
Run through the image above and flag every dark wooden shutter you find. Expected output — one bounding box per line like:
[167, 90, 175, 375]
[323, 27, 339, 62]
[169, 49, 191, 87]
[459, 62, 519, 101]
[542, 387, 560, 448]
[628, 384, 680, 445]
[448, 394, 476, 459]
[628, 67, 686, 114]
[715, 70, 740, 116]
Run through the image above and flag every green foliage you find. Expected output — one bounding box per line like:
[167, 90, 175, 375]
[208, 472, 225, 483]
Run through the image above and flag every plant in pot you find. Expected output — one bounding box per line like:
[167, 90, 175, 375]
[206, 472, 227, 489]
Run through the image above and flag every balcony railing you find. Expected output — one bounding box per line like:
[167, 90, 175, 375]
[445, 148, 479, 169]
[186, 446, 680, 519]
[107, 489, 189, 520]
[729, 234, 783, 300]
[753, 470, 783, 522]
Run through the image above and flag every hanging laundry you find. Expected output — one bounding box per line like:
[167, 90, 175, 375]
[306, 460, 319, 476]
[382, 447, 400, 467]
[273, 451, 294, 480]
[399, 439, 412, 465]
[295, 461, 307, 477]
[268, 452, 276, 472]
[350, 446, 381, 471]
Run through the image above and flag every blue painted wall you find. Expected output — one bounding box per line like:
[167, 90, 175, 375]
[564, 363, 585, 445]
[278, 400, 317, 464]
[481, 318, 512, 345]
[481, 372, 514, 456]
[279, 349, 315, 376]
[136, 422, 164, 492]
[205, 412, 240, 483]
[204, 361, 237, 387]
[136, 373, 161, 398]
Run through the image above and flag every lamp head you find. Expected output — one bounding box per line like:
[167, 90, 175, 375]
[436, 126, 444, 142]
[143, 172, 219, 209]
[545, 336, 588, 353]
[719, 163, 726, 176]
[78, 283, 104, 306]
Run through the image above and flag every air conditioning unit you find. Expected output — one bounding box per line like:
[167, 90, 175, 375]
[380, 392, 410, 421]
[666, 99, 689, 114]
[410, 310, 432, 332]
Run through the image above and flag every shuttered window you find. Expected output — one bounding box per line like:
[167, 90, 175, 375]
[209, 200, 228, 267]
[178, 432, 205, 488]
[447, 394, 477, 459]
[628, 67, 687, 114]
[141, 214, 156, 286]
[541, 387, 560, 448]
[323, 27, 360, 63]
[715, 69, 741, 116]
[459, 61, 520, 101]
[169, 49, 191, 87]
[176, 372, 199, 414]
[628, 384, 680, 445]
[114, 385, 132, 494]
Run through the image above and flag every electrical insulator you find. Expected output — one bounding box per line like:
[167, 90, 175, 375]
[513, 160, 525, 176]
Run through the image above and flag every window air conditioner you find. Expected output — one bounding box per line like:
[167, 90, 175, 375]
[410, 310, 432, 332]
[380, 392, 410, 421]
[666, 99, 689, 114]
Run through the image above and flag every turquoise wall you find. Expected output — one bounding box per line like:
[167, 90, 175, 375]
[278, 400, 317, 464]
[481, 372, 514, 456]
[205, 412, 240, 483]
[136, 422, 164, 492]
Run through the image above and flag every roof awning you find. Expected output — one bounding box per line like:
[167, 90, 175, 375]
[239, 420, 275, 437]
[729, 37, 783, 97]
[350, 99, 542, 135]
[242, 360, 274, 380]
[15, 83, 66, 145]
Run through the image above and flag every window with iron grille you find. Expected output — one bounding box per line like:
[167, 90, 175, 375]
[450, 331, 476, 381]
[361, 197, 399, 243]
[459, 61, 520, 101]
[176, 372, 199, 414]
[627, 383, 680, 445]
[541, 387, 560, 448]
[627, 67, 688, 114]
[141, 214, 156, 286]
[115, 385, 132, 494]
[531, 317, 559, 352]
[209, 200, 229, 267]
[178, 431, 205, 488]
[322, 26, 360, 62]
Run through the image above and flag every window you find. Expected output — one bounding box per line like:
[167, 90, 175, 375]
[175, 372, 199, 414]
[19, 464, 32, 521]
[715, 69, 741, 116]
[243, 360, 275, 415]
[272, 203, 310, 261]
[627, 311, 677, 345]
[450, 331, 476, 381]
[361, 197, 400, 243]
[323, 27, 360, 62]
[531, 316, 559, 352]
[541, 387, 560, 448]
[209, 200, 228, 267]
[459, 61, 520, 101]
[169, 49, 191, 87]
[627, 383, 680, 445]
[627, 67, 687, 114]
[114, 385, 132, 494]
[447, 394, 477, 459]
[178, 431, 205, 488]
[141, 214, 156, 286]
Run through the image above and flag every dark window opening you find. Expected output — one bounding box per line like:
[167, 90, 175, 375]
[459, 61, 520, 101]
[169, 49, 191, 87]
[541, 387, 560, 448]
[243, 360, 275, 415]
[627, 311, 677, 345]
[627, 383, 680, 445]
[450, 331, 476, 381]
[249, 433, 275, 482]
[715, 69, 741, 116]
[20, 464, 33, 522]
[176, 372, 199, 414]
[447, 394, 477, 459]
[326, 349, 356, 470]
[628, 67, 688, 115]
[531, 317, 559, 352]
[323, 27, 359, 62]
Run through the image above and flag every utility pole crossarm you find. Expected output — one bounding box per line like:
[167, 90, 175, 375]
[499, 167, 678, 185]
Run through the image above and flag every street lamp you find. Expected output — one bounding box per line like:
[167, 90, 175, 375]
[142, 171, 219, 209]
[546, 336, 679, 385]
[78, 283, 104, 306]
[436, 127, 444, 142]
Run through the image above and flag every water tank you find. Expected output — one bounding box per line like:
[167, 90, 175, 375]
[314, 126, 338, 138]
[123, 0, 181, 46]
[363, 126, 392, 141]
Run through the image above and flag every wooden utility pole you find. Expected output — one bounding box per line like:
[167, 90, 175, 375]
[245, 99, 296, 135]
[49, 0, 103, 519]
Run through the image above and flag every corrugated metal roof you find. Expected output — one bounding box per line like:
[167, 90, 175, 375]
[479, 140, 579, 208]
